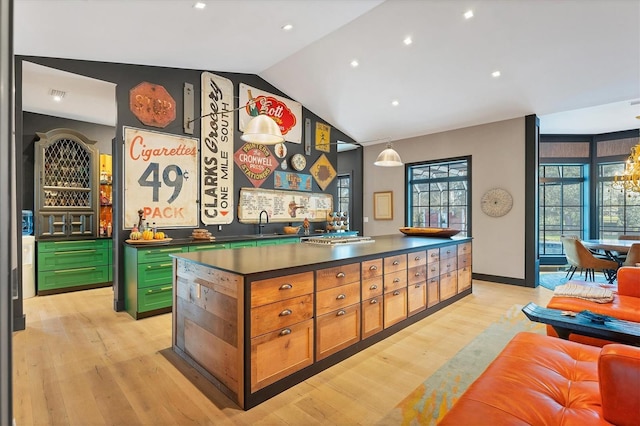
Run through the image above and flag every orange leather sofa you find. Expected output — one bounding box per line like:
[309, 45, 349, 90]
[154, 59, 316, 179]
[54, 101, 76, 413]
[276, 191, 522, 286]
[439, 332, 640, 425]
[547, 266, 640, 346]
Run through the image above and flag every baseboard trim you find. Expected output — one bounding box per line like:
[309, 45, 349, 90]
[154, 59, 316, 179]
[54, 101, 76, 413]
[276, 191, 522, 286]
[472, 273, 532, 287]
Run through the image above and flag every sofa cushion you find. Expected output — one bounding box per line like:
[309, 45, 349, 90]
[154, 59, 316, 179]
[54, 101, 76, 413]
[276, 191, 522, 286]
[439, 332, 608, 425]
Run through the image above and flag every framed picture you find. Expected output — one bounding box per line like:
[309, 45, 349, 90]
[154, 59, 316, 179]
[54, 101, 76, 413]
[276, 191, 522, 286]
[374, 191, 393, 220]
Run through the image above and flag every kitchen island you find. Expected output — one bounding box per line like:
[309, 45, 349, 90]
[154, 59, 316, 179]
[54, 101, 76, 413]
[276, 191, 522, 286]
[170, 234, 472, 409]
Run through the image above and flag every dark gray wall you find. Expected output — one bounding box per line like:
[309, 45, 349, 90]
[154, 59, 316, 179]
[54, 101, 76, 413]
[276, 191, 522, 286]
[338, 148, 364, 235]
[15, 56, 363, 312]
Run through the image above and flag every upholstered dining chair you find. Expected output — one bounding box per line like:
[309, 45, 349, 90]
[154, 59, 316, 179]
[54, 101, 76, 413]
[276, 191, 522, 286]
[622, 243, 640, 267]
[561, 236, 619, 283]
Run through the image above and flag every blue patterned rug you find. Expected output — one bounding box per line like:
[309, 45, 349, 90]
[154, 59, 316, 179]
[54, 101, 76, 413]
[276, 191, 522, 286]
[538, 270, 609, 291]
[377, 305, 545, 425]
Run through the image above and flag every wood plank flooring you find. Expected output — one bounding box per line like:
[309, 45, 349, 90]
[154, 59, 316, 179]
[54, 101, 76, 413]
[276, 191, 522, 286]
[13, 280, 552, 425]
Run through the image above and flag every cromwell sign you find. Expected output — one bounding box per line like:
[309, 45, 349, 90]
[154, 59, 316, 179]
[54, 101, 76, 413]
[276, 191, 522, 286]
[234, 143, 277, 188]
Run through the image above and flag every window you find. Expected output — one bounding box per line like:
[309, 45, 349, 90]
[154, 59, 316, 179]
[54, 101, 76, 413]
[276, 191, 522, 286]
[597, 163, 640, 238]
[538, 165, 586, 256]
[407, 157, 469, 236]
[337, 174, 351, 216]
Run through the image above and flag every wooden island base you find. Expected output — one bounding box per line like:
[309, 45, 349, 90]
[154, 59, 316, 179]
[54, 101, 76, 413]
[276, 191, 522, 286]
[170, 234, 472, 409]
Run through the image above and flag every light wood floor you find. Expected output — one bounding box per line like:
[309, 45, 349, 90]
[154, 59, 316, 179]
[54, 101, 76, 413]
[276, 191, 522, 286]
[13, 280, 552, 426]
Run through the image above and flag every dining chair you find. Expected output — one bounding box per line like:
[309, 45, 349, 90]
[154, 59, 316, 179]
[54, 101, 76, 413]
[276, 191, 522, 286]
[561, 236, 619, 283]
[622, 243, 640, 267]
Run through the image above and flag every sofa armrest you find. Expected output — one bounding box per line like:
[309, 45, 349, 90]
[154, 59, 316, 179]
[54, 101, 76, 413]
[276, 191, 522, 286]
[617, 267, 640, 298]
[599, 344, 640, 426]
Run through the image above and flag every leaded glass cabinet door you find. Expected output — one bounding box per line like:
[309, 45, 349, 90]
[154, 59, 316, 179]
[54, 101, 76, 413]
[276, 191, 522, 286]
[34, 128, 99, 239]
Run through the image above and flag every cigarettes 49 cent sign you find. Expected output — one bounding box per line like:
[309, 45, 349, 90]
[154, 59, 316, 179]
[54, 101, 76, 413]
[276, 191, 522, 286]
[124, 127, 198, 228]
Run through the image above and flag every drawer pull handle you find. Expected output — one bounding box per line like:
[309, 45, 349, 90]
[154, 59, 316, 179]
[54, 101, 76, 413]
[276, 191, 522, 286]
[147, 263, 172, 269]
[54, 249, 96, 255]
[54, 266, 96, 273]
[279, 328, 291, 336]
[431, 267, 436, 271]
[369, 265, 378, 271]
[414, 256, 421, 261]
[336, 294, 346, 300]
[393, 278, 400, 283]
[415, 284, 421, 288]
[370, 299, 378, 304]
[369, 284, 378, 290]
[337, 310, 346, 316]
[336, 272, 346, 278]
[279, 309, 292, 316]
[415, 272, 421, 277]
[279, 284, 293, 290]
[393, 290, 400, 296]
[446, 250, 451, 254]
[157, 248, 183, 253]
[146, 286, 172, 294]
[430, 253, 437, 257]
[54, 240, 97, 245]
[392, 260, 399, 265]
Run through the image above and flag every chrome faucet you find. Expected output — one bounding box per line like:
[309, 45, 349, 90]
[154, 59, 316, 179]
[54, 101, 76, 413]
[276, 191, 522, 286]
[258, 210, 269, 236]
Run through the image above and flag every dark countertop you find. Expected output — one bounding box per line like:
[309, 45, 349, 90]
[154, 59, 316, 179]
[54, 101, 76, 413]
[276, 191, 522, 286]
[171, 234, 471, 276]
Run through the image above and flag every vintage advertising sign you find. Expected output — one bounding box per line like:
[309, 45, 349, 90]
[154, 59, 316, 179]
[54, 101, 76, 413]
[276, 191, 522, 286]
[200, 72, 234, 225]
[234, 143, 277, 188]
[129, 82, 176, 128]
[274, 171, 312, 192]
[124, 127, 198, 228]
[238, 83, 302, 143]
[315, 122, 331, 152]
[310, 153, 337, 191]
[238, 188, 333, 223]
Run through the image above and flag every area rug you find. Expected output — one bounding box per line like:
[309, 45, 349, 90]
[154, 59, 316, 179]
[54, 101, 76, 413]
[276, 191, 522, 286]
[539, 270, 609, 291]
[377, 305, 545, 426]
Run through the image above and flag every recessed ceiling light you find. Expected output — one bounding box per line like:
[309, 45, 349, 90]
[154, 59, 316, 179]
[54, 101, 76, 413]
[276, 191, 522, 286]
[194, 2, 206, 9]
[492, 70, 501, 78]
[350, 59, 359, 68]
[464, 10, 474, 19]
[50, 89, 65, 102]
[391, 100, 399, 107]
[281, 24, 293, 31]
[403, 36, 412, 46]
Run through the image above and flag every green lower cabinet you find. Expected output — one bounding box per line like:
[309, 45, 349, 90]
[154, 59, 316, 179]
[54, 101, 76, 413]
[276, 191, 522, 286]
[37, 239, 112, 294]
[278, 237, 300, 245]
[188, 243, 230, 252]
[124, 245, 188, 319]
[137, 284, 173, 312]
[229, 241, 257, 248]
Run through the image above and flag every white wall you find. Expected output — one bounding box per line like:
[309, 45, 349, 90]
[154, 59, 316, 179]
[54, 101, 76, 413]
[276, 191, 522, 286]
[363, 117, 526, 280]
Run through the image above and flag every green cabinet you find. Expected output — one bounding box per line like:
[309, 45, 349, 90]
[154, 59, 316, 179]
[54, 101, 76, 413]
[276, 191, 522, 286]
[124, 237, 300, 319]
[37, 239, 112, 294]
[124, 244, 188, 319]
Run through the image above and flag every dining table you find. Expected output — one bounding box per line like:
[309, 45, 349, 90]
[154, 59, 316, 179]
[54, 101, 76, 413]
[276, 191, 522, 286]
[582, 239, 636, 254]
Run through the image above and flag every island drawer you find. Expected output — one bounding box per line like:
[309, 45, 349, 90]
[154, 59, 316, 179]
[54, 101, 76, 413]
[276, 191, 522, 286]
[383, 287, 407, 328]
[251, 294, 314, 337]
[316, 303, 361, 360]
[440, 245, 457, 260]
[250, 318, 314, 392]
[384, 254, 407, 274]
[383, 270, 407, 293]
[361, 296, 383, 339]
[251, 272, 314, 307]
[316, 263, 360, 291]
[427, 248, 440, 264]
[440, 256, 457, 276]
[361, 259, 382, 280]
[408, 250, 427, 268]
[457, 242, 472, 256]
[362, 276, 383, 300]
[316, 281, 361, 317]
[408, 264, 427, 286]
[440, 272, 458, 301]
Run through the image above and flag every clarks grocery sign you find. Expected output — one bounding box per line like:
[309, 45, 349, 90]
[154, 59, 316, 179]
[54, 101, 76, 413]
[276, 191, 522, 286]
[239, 83, 302, 144]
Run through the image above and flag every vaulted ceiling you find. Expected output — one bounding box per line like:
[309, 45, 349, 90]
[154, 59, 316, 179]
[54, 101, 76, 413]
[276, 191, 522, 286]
[15, 0, 640, 144]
